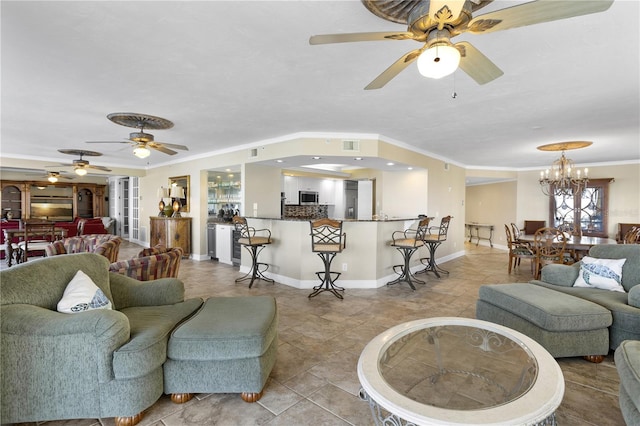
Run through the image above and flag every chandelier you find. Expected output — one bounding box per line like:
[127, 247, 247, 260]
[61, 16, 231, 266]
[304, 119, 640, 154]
[538, 141, 591, 196]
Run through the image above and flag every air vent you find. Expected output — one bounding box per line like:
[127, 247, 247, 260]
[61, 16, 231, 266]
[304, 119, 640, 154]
[342, 140, 360, 151]
[249, 148, 258, 158]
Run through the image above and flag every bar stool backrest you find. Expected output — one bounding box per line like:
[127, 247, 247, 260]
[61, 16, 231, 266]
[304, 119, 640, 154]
[232, 216, 272, 245]
[428, 215, 452, 241]
[310, 219, 345, 253]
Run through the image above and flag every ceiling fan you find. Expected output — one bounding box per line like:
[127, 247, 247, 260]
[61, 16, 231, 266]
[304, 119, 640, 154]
[87, 112, 189, 158]
[48, 149, 113, 176]
[310, 0, 614, 89]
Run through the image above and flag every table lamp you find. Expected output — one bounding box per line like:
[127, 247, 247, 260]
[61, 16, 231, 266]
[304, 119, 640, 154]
[170, 185, 185, 217]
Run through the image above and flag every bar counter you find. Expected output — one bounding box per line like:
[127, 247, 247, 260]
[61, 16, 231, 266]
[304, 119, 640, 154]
[240, 217, 424, 290]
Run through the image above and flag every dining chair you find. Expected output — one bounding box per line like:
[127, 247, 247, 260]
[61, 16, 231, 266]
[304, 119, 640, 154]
[16, 220, 57, 263]
[533, 227, 570, 279]
[505, 224, 536, 274]
[523, 220, 546, 235]
[623, 226, 640, 244]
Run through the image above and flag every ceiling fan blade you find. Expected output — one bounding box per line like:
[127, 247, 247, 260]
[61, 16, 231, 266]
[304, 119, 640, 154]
[467, 0, 614, 34]
[148, 144, 178, 156]
[456, 41, 503, 85]
[429, 0, 466, 27]
[364, 48, 424, 90]
[151, 142, 189, 151]
[86, 165, 112, 172]
[309, 31, 414, 45]
[86, 140, 131, 144]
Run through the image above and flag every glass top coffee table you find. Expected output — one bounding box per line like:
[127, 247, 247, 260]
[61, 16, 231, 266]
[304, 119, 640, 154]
[357, 317, 564, 425]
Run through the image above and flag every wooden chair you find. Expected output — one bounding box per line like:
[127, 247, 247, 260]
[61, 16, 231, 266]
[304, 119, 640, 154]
[505, 224, 536, 274]
[623, 226, 640, 244]
[309, 219, 347, 299]
[533, 227, 570, 279]
[232, 216, 274, 288]
[16, 220, 57, 263]
[387, 217, 430, 290]
[523, 220, 546, 235]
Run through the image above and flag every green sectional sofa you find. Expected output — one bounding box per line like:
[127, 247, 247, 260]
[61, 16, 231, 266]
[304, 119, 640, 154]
[530, 244, 640, 350]
[0, 253, 203, 425]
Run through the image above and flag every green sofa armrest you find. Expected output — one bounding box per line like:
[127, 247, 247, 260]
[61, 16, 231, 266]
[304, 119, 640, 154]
[538, 263, 581, 287]
[108, 272, 185, 309]
[1, 304, 130, 383]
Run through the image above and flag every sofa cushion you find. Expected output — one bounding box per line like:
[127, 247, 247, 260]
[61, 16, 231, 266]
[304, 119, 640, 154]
[112, 298, 202, 380]
[574, 256, 626, 293]
[479, 283, 612, 332]
[57, 270, 112, 313]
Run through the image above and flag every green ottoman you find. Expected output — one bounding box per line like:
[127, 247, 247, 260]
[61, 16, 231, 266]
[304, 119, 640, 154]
[476, 283, 611, 361]
[615, 340, 640, 425]
[164, 296, 278, 403]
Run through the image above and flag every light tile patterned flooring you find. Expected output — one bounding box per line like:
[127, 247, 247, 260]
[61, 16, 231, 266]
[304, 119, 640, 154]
[11, 241, 624, 426]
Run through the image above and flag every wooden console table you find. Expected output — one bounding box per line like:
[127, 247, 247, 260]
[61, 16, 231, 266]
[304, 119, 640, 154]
[466, 222, 494, 247]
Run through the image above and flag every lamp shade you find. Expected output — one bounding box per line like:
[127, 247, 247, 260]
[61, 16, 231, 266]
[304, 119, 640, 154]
[417, 44, 461, 79]
[48, 175, 58, 183]
[133, 146, 151, 158]
[157, 187, 169, 198]
[170, 185, 184, 199]
[75, 167, 88, 176]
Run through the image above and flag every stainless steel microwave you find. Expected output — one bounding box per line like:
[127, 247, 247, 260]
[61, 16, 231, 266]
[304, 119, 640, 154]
[299, 191, 319, 205]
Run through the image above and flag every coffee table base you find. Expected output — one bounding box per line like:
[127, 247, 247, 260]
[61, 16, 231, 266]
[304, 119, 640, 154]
[360, 388, 558, 426]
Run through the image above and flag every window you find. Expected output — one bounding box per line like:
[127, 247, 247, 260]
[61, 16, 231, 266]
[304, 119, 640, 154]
[550, 179, 613, 238]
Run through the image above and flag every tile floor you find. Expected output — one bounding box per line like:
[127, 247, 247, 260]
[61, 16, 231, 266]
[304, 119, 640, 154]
[8, 241, 624, 426]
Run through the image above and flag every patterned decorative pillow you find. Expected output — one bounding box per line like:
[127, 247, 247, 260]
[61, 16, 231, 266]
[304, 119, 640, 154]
[57, 270, 113, 313]
[573, 256, 626, 292]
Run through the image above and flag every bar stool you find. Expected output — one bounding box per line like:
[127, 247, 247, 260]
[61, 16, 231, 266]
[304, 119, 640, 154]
[387, 217, 431, 290]
[232, 216, 274, 288]
[418, 215, 452, 278]
[309, 219, 346, 299]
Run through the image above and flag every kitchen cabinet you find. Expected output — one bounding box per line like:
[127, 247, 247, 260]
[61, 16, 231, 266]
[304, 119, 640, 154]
[283, 175, 298, 205]
[318, 179, 336, 205]
[216, 223, 233, 265]
[150, 217, 191, 257]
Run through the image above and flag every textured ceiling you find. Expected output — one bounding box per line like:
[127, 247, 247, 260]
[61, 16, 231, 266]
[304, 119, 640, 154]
[1, 0, 638, 174]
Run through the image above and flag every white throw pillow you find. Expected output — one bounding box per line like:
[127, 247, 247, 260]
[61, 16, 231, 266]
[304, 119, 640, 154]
[573, 256, 626, 293]
[57, 270, 112, 313]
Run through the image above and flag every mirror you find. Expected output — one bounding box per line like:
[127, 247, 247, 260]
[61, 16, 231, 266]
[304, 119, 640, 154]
[169, 175, 190, 213]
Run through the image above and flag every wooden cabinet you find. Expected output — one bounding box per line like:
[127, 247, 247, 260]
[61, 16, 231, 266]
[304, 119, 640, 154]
[150, 217, 192, 257]
[1, 181, 105, 220]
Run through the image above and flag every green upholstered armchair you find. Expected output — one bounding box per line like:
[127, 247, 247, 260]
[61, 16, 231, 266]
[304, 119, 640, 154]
[0, 253, 203, 425]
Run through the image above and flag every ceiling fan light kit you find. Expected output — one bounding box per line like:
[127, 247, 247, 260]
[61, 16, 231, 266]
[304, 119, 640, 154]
[133, 145, 151, 158]
[417, 43, 461, 79]
[75, 167, 88, 176]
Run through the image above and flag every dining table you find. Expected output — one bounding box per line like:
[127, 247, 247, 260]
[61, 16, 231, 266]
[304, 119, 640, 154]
[519, 233, 618, 259]
[3, 227, 68, 267]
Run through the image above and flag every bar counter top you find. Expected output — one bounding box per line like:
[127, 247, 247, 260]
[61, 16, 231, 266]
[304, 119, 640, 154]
[247, 216, 420, 222]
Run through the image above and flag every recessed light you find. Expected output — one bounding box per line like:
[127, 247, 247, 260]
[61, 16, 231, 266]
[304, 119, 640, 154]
[276, 159, 284, 163]
[312, 156, 321, 160]
[387, 162, 395, 166]
[354, 157, 363, 161]
[407, 167, 413, 170]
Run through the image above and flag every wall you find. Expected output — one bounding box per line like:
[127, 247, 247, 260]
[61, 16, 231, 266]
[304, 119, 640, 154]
[467, 163, 640, 241]
[466, 181, 518, 248]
